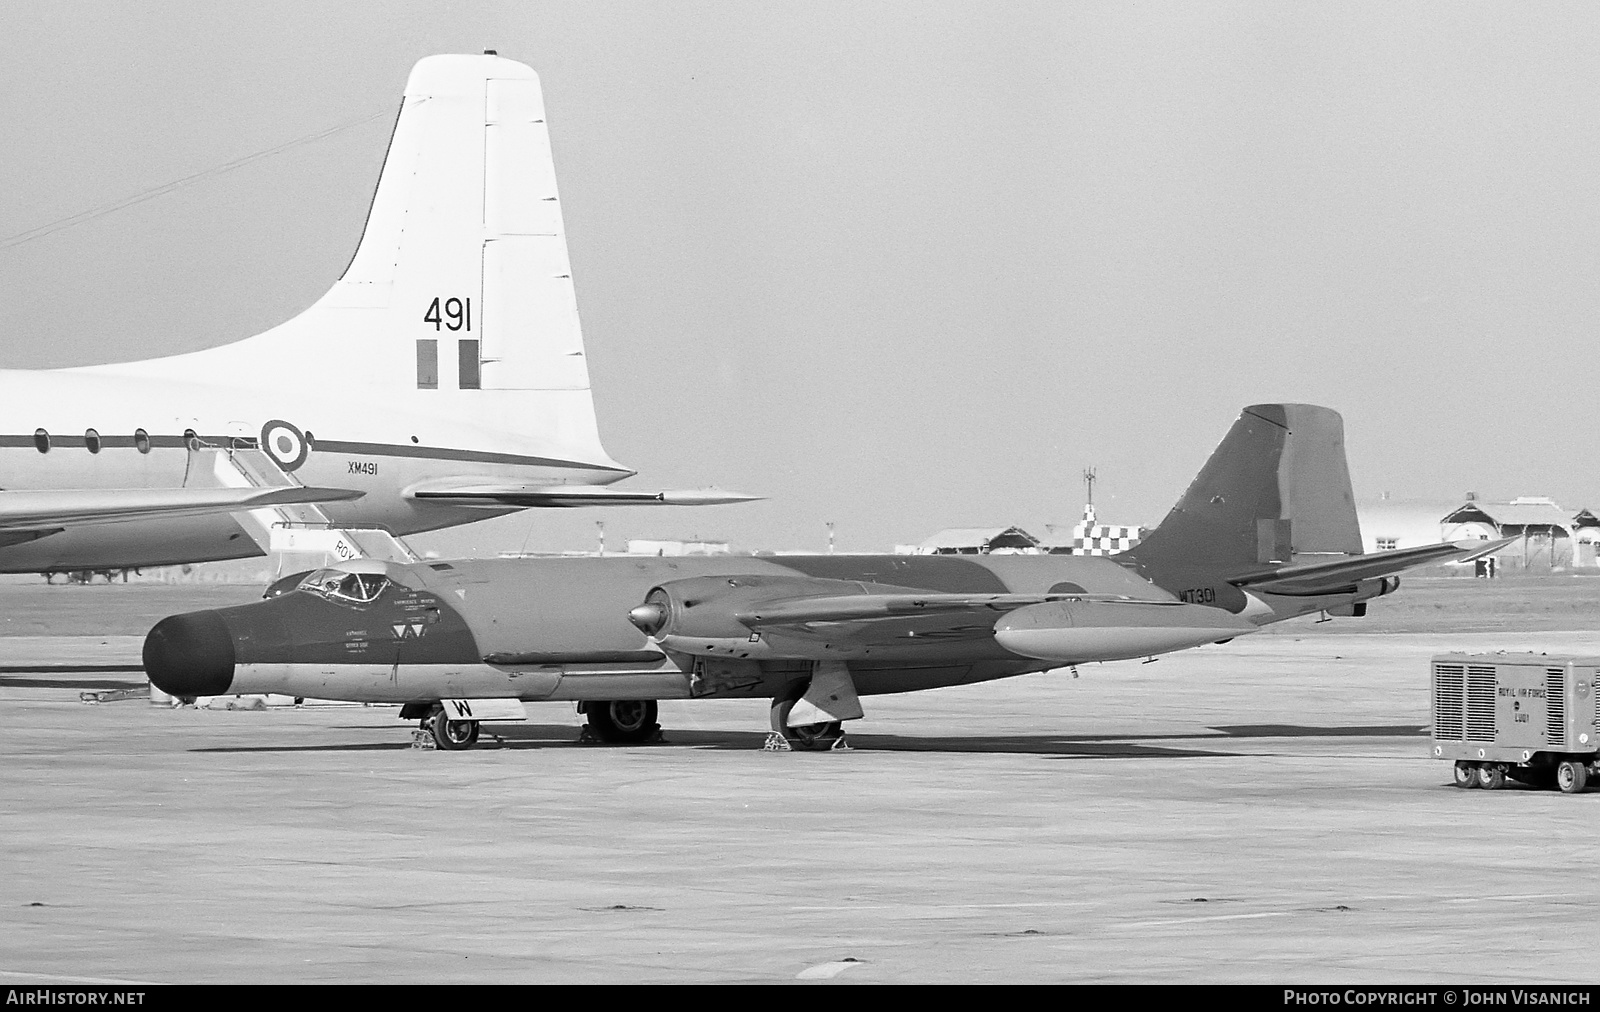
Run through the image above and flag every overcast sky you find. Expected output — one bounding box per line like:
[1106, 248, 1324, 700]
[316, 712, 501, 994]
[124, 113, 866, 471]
[1, 2, 1597, 555]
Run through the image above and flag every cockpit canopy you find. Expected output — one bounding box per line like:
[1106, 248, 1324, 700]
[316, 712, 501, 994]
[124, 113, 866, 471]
[298, 568, 391, 603]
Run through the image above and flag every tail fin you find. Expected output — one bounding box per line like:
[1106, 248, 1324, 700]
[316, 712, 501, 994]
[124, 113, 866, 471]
[333, 54, 590, 392]
[82, 55, 615, 463]
[1124, 404, 1361, 576]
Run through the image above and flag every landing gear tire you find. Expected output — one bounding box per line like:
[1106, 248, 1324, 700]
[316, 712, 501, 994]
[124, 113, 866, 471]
[1557, 760, 1588, 794]
[1453, 761, 1478, 789]
[1477, 764, 1506, 791]
[770, 698, 844, 751]
[586, 700, 659, 744]
[790, 720, 844, 750]
[428, 709, 479, 751]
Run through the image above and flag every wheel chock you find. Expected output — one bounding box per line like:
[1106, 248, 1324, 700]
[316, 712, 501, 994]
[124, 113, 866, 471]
[764, 732, 853, 751]
[79, 688, 147, 704]
[411, 728, 437, 750]
[81, 688, 148, 704]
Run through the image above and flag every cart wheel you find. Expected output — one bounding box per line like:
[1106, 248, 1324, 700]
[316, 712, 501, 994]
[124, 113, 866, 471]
[1557, 760, 1588, 794]
[1453, 761, 1478, 789]
[1477, 765, 1506, 790]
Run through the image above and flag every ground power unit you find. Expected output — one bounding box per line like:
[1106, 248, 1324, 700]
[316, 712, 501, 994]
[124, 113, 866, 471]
[1431, 653, 1600, 793]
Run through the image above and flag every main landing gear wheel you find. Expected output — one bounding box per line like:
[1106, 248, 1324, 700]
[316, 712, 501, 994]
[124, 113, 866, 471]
[1557, 760, 1589, 794]
[769, 698, 844, 751]
[428, 709, 479, 751]
[586, 700, 659, 744]
[1453, 761, 1478, 789]
[1477, 765, 1506, 791]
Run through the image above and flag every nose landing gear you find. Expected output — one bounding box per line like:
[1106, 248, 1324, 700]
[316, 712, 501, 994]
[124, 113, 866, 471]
[423, 707, 479, 751]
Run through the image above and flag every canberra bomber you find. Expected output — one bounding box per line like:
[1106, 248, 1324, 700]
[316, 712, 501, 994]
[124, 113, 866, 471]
[142, 404, 1497, 750]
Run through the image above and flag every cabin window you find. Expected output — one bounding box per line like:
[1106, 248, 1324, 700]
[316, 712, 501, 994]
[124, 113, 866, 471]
[33, 429, 50, 453]
[458, 339, 480, 389]
[85, 429, 101, 454]
[299, 569, 391, 604]
[134, 429, 151, 454]
[417, 339, 438, 389]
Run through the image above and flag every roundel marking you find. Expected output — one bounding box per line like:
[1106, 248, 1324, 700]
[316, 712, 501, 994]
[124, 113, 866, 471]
[260, 419, 309, 472]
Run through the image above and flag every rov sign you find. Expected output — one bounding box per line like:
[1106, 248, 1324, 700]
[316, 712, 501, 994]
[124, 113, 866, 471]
[268, 528, 359, 561]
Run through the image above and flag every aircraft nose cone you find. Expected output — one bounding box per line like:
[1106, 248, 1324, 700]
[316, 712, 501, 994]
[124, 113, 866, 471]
[144, 611, 236, 698]
[628, 602, 667, 637]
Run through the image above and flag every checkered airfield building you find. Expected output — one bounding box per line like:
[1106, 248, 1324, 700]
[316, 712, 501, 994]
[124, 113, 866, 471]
[1041, 504, 1146, 556]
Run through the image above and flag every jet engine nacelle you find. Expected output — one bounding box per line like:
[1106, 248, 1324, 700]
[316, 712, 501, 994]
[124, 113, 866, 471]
[627, 574, 847, 661]
[627, 573, 1001, 662]
[992, 599, 1257, 664]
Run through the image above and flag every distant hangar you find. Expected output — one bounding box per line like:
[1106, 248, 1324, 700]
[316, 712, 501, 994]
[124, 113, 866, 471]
[902, 495, 1598, 574]
[1363, 495, 1600, 573]
[900, 506, 1147, 557]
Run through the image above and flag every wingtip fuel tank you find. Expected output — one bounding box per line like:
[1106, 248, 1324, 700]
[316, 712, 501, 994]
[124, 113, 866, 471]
[992, 599, 1257, 664]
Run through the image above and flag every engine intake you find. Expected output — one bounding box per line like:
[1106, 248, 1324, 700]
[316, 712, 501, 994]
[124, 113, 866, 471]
[627, 591, 670, 637]
[627, 576, 809, 659]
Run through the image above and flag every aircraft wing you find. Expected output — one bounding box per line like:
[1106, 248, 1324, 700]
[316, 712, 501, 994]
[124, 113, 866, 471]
[0, 486, 364, 533]
[632, 575, 1248, 663]
[409, 483, 761, 508]
[1228, 538, 1516, 597]
[734, 592, 1179, 628]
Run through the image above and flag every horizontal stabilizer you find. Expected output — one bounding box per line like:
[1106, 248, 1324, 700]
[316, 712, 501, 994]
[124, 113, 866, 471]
[409, 483, 761, 508]
[0, 486, 363, 533]
[1229, 538, 1515, 597]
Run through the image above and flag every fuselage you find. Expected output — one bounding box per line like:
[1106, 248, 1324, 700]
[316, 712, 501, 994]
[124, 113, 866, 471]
[0, 369, 629, 571]
[142, 552, 1362, 706]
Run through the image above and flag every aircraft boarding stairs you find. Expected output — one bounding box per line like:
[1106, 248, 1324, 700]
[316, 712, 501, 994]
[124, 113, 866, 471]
[189, 443, 418, 571]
